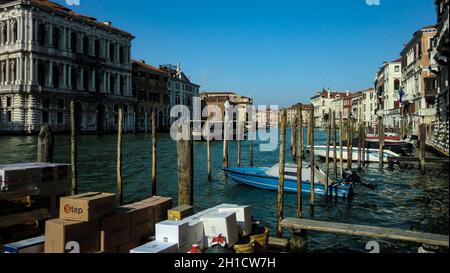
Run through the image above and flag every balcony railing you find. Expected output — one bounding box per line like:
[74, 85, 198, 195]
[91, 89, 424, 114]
[418, 108, 437, 117]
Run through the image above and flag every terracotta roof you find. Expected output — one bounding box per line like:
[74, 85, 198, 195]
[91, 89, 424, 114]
[28, 0, 134, 38]
[132, 60, 167, 74]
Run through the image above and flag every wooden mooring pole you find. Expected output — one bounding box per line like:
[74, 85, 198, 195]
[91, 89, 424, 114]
[117, 108, 123, 206]
[249, 125, 254, 166]
[339, 111, 344, 177]
[70, 100, 78, 195]
[277, 110, 287, 237]
[237, 122, 242, 166]
[362, 122, 367, 167]
[332, 111, 337, 180]
[379, 117, 384, 168]
[207, 122, 212, 180]
[346, 113, 352, 171]
[419, 124, 426, 174]
[37, 124, 54, 163]
[309, 109, 315, 215]
[177, 123, 194, 206]
[223, 113, 229, 169]
[325, 109, 331, 200]
[296, 107, 303, 219]
[358, 122, 363, 171]
[291, 120, 296, 160]
[152, 111, 157, 196]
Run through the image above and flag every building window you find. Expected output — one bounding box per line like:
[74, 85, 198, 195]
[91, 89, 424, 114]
[6, 96, 12, 107]
[83, 70, 90, 91]
[109, 43, 115, 62]
[11, 20, 17, 43]
[71, 67, 78, 90]
[42, 111, 49, 123]
[83, 36, 90, 55]
[42, 97, 51, 109]
[53, 64, 60, 88]
[95, 39, 101, 57]
[53, 27, 61, 49]
[70, 32, 78, 52]
[38, 23, 46, 46]
[7, 111, 12, 122]
[57, 98, 64, 109]
[38, 62, 46, 86]
[110, 75, 115, 94]
[394, 79, 400, 91]
[1, 23, 7, 45]
[57, 111, 63, 124]
[395, 66, 400, 72]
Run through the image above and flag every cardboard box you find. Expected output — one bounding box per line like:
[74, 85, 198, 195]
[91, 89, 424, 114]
[155, 220, 190, 253]
[137, 196, 172, 223]
[4, 236, 45, 253]
[100, 209, 132, 251]
[218, 205, 252, 236]
[130, 241, 178, 253]
[44, 219, 99, 253]
[168, 205, 194, 221]
[200, 212, 238, 247]
[59, 192, 116, 222]
[121, 203, 155, 240]
[117, 239, 142, 253]
[187, 220, 205, 250]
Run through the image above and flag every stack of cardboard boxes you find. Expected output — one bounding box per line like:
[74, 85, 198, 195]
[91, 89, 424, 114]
[130, 204, 252, 253]
[44, 193, 172, 253]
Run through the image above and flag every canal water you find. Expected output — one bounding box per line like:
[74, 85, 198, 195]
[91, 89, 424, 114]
[0, 129, 448, 253]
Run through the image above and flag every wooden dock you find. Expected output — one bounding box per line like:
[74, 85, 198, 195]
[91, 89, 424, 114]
[388, 157, 448, 164]
[280, 218, 449, 248]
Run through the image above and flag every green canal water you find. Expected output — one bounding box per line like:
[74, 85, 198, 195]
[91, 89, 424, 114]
[0, 129, 448, 253]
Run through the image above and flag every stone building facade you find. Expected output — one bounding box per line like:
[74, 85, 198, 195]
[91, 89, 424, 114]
[0, 0, 135, 134]
[160, 63, 200, 125]
[430, 0, 449, 154]
[132, 59, 170, 131]
[374, 59, 402, 130]
[400, 25, 437, 138]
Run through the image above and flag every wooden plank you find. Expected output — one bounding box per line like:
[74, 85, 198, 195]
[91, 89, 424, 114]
[388, 157, 448, 163]
[281, 218, 449, 247]
[0, 208, 51, 229]
[269, 236, 289, 248]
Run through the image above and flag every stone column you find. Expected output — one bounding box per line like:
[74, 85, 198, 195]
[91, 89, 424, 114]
[48, 61, 53, 87]
[79, 67, 84, 90]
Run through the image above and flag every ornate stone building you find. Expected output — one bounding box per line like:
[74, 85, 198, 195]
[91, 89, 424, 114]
[132, 60, 170, 131]
[430, 0, 449, 155]
[400, 25, 437, 138]
[159, 63, 200, 124]
[0, 0, 135, 134]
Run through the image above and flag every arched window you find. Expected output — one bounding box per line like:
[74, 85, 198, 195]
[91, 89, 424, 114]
[71, 67, 77, 90]
[83, 69, 90, 91]
[37, 61, 46, 86]
[110, 74, 116, 94]
[95, 39, 100, 57]
[53, 27, 60, 49]
[38, 23, 46, 46]
[53, 63, 60, 88]
[83, 36, 90, 55]
[70, 32, 78, 52]
[109, 43, 115, 62]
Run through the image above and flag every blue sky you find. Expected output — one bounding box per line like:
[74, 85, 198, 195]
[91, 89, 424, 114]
[57, 0, 437, 107]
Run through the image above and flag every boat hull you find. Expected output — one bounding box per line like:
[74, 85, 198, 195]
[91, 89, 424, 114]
[224, 167, 352, 198]
[312, 146, 399, 163]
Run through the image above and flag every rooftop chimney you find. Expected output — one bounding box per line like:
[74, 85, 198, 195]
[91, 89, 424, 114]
[140, 60, 146, 64]
[103, 21, 112, 26]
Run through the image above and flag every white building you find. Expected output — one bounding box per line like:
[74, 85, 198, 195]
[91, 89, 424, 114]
[0, 0, 135, 134]
[311, 89, 349, 127]
[160, 63, 200, 124]
[360, 88, 377, 130]
[375, 59, 402, 130]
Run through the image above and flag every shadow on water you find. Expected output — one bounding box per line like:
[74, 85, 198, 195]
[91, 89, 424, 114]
[0, 128, 448, 253]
